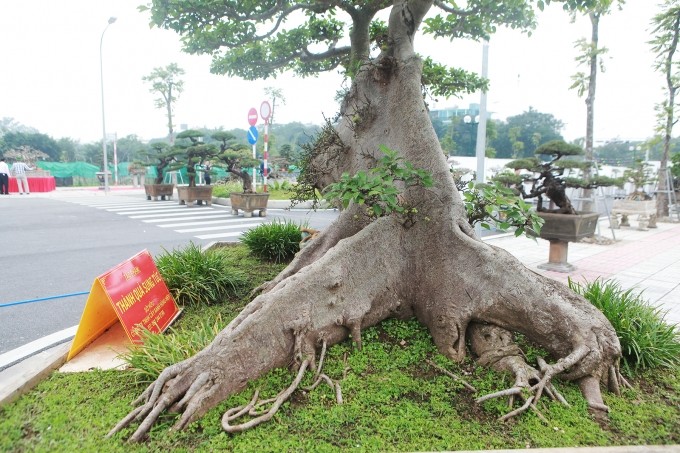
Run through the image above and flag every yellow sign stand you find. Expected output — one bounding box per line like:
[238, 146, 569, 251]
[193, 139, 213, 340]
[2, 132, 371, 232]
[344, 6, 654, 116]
[67, 279, 118, 360]
[67, 250, 181, 361]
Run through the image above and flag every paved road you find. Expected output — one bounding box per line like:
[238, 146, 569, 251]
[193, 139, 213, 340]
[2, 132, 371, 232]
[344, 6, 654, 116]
[0, 191, 338, 354]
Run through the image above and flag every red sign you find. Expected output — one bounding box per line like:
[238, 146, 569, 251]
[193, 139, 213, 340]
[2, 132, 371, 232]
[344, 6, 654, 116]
[248, 107, 258, 126]
[101, 250, 180, 343]
[67, 250, 181, 360]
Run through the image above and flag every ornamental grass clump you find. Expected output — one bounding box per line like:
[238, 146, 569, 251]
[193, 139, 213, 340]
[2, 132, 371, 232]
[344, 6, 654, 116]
[155, 243, 248, 306]
[240, 220, 303, 263]
[569, 278, 680, 373]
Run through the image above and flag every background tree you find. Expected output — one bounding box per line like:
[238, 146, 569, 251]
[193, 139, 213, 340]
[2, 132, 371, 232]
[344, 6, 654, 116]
[650, 1, 680, 217]
[142, 63, 185, 144]
[0, 131, 60, 161]
[568, 0, 623, 211]
[113, 0, 625, 442]
[489, 108, 564, 158]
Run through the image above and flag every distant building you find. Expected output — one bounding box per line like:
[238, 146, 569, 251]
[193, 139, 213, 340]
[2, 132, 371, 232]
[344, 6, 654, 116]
[429, 103, 490, 124]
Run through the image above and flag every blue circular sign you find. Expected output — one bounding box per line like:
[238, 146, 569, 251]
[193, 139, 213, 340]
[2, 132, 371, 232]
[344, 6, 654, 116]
[247, 126, 258, 145]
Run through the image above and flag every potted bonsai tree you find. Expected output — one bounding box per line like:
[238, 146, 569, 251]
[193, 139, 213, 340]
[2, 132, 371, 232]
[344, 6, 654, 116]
[138, 142, 178, 200]
[212, 131, 269, 217]
[495, 140, 622, 272]
[173, 129, 218, 206]
[611, 159, 657, 228]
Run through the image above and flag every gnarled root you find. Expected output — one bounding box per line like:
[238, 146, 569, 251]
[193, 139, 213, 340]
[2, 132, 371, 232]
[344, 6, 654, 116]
[470, 323, 571, 422]
[107, 359, 222, 442]
[223, 340, 344, 433]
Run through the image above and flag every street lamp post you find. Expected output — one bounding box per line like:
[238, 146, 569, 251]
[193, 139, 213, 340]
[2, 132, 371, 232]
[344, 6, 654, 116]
[463, 114, 480, 156]
[100, 17, 116, 193]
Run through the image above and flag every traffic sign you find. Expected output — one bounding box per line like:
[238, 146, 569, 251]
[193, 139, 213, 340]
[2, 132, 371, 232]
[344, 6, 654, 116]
[247, 107, 258, 126]
[260, 101, 271, 121]
[247, 126, 258, 145]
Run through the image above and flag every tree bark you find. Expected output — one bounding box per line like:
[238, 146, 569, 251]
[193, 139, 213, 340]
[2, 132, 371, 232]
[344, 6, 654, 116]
[112, 0, 624, 441]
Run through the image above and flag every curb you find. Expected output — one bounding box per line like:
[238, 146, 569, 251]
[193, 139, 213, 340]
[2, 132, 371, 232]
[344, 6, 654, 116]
[0, 342, 70, 406]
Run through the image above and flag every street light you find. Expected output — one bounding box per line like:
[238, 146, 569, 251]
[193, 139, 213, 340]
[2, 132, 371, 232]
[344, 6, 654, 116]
[463, 114, 480, 156]
[100, 16, 116, 193]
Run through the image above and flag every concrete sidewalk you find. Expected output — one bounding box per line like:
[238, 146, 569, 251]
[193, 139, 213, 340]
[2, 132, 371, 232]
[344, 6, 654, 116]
[1, 216, 679, 407]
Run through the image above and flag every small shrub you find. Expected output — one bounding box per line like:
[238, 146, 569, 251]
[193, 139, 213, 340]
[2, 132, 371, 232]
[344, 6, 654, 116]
[155, 243, 248, 306]
[240, 220, 303, 263]
[569, 278, 680, 373]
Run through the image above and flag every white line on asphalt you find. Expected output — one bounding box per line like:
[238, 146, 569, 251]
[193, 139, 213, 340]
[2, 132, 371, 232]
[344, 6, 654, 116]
[157, 218, 266, 228]
[196, 231, 245, 239]
[0, 325, 78, 370]
[118, 208, 200, 216]
[176, 222, 264, 233]
[129, 210, 224, 219]
[143, 214, 231, 223]
[105, 205, 181, 212]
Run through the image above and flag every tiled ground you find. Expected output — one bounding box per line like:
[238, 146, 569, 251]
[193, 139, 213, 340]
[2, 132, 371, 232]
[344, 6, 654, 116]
[484, 220, 680, 325]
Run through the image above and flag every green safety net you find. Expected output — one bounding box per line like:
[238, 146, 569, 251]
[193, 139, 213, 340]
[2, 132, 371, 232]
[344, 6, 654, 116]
[36, 161, 233, 186]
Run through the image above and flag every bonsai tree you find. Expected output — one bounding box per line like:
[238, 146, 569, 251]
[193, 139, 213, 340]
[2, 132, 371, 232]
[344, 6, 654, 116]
[623, 159, 656, 200]
[498, 140, 621, 214]
[137, 142, 178, 185]
[173, 130, 218, 187]
[211, 131, 259, 192]
[112, 1, 631, 443]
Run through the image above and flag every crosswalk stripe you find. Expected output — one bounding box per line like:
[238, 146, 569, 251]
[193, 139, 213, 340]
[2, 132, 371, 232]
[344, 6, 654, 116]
[142, 214, 231, 223]
[61, 195, 265, 242]
[196, 231, 246, 239]
[158, 218, 266, 228]
[129, 210, 226, 219]
[176, 222, 264, 233]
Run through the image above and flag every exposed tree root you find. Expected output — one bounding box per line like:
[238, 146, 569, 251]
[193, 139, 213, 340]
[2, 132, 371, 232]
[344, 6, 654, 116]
[425, 359, 476, 392]
[222, 360, 310, 433]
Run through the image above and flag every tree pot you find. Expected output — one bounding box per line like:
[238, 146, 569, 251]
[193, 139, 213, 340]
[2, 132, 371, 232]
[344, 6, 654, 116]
[176, 185, 213, 206]
[535, 211, 599, 273]
[230, 192, 269, 217]
[144, 184, 174, 201]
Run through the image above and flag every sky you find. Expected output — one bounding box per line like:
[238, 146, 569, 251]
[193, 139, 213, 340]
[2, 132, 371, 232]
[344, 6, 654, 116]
[0, 0, 664, 146]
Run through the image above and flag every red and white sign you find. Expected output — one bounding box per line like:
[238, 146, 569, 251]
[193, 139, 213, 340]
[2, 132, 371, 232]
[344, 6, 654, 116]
[260, 101, 271, 122]
[247, 107, 258, 126]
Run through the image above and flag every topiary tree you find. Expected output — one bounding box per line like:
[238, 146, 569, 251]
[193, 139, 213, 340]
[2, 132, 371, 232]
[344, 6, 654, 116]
[111, 0, 629, 442]
[500, 140, 622, 214]
[173, 130, 218, 187]
[137, 142, 179, 185]
[623, 159, 656, 200]
[211, 131, 259, 192]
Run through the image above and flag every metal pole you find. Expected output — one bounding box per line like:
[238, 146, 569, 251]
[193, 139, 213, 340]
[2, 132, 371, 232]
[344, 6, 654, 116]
[263, 120, 269, 192]
[475, 40, 489, 238]
[475, 41, 489, 185]
[113, 133, 118, 185]
[252, 144, 257, 192]
[100, 17, 116, 193]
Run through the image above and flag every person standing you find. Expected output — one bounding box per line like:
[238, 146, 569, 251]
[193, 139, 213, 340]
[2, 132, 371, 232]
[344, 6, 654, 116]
[0, 158, 10, 195]
[204, 161, 212, 185]
[11, 160, 34, 195]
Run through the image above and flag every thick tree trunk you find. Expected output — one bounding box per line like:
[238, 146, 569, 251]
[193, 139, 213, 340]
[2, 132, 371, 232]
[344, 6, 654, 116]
[112, 1, 623, 441]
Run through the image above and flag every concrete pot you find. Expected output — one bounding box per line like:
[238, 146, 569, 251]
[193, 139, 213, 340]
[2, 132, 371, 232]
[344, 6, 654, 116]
[536, 211, 599, 273]
[229, 192, 270, 217]
[176, 186, 213, 206]
[144, 184, 174, 201]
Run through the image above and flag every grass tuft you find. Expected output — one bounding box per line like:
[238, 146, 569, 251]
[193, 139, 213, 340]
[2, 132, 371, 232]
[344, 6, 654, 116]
[569, 277, 680, 373]
[240, 220, 303, 263]
[155, 242, 248, 306]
